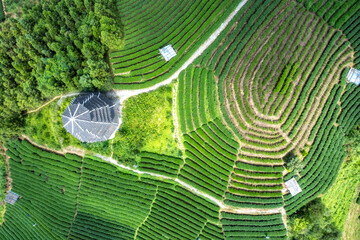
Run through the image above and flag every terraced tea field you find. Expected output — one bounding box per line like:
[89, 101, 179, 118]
[110, 0, 241, 89]
[1, 140, 289, 239]
[1, 0, 360, 239]
[193, 0, 355, 213]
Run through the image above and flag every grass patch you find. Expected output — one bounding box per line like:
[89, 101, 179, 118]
[322, 127, 360, 231]
[112, 84, 181, 164]
[341, 185, 360, 240]
[25, 97, 112, 156]
[25, 84, 180, 165]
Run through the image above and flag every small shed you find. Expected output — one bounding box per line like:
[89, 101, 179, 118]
[5, 191, 20, 205]
[159, 45, 176, 61]
[285, 178, 302, 197]
[347, 68, 360, 85]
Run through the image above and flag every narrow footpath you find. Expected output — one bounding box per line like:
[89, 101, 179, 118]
[1, 0, 7, 17]
[20, 134, 283, 216]
[96, 154, 284, 216]
[17, 134, 289, 237]
[26, 92, 79, 114]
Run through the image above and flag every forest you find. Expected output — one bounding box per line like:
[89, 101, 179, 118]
[0, 0, 123, 138]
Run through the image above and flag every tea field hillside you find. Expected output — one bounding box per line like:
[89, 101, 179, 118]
[0, 0, 360, 239]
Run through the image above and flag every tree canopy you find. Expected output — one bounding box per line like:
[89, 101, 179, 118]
[0, 0, 123, 138]
[288, 198, 342, 240]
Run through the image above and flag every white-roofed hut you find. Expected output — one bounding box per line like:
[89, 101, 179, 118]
[159, 44, 177, 61]
[285, 178, 302, 197]
[347, 68, 360, 85]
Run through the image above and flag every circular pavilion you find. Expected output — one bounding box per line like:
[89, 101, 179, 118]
[62, 92, 121, 143]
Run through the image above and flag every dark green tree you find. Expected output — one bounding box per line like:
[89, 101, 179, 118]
[0, 0, 124, 138]
[288, 199, 342, 240]
[284, 152, 305, 174]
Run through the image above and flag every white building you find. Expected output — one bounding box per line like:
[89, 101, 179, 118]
[347, 68, 360, 85]
[159, 45, 177, 61]
[285, 178, 302, 197]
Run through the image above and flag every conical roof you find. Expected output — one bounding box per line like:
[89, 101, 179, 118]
[62, 93, 120, 143]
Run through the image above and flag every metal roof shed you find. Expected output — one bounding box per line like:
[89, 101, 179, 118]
[159, 45, 177, 61]
[5, 191, 20, 205]
[62, 93, 121, 143]
[347, 68, 360, 85]
[285, 178, 302, 197]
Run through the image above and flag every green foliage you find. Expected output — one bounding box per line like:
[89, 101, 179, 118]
[25, 85, 180, 165]
[137, 151, 183, 178]
[0, 139, 83, 238]
[25, 102, 63, 150]
[3, 0, 360, 238]
[199, 222, 225, 240]
[284, 152, 305, 174]
[288, 199, 342, 240]
[1, 140, 221, 239]
[280, 62, 299, 94]
[177, 65, 221, 134]
[0, 0, 124, 138]
[221, 212, 287, 239]
[299, 0, 360, 68]
[0, 1, 4, 22]
[274, 64, 292, 93]
[25, 97, 112, 156]
[3, 0, 37, 17]
[301, 145, 310, 157]
[112, 85, 180, 164]
[0, 152, 6, 200]
[136, 185, 220, 239]
[322, 126, 360, 229]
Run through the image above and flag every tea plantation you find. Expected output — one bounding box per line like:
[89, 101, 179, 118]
[1, 0, 360, 239]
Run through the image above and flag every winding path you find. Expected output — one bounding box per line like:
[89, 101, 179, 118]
[95, 154, 283, 216]
[115, 0, 249, 104]
[17, 134, 288, 235]
[26, 92, 79, 114]
[1, 0, 7, 17]
[20, 134, 283, 215]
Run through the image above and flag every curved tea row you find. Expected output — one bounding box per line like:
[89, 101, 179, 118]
[111, 0, 240, 89]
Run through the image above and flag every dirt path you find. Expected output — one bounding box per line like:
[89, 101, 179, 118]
[0, 143, 11, 193]
[66, 158, 84, 240]
[18, 135, 284, 218]
[1, 0, 7, 16]
[96, 154, 282, 215]
[133, 186, 158, 239]
[115, 0, 249, 104]
[172, 84, 185, 153]
[26, 96, 60, 114]
[20, 135, 86, 157]
[27, 92, 79, 114]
